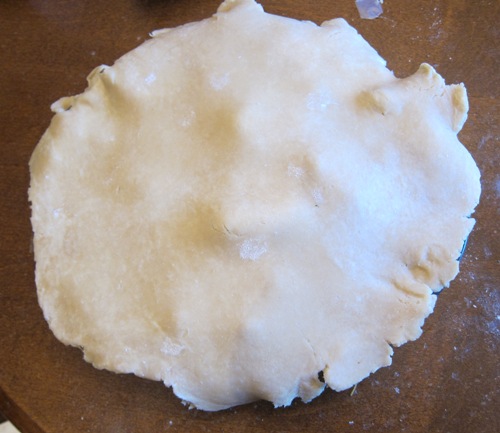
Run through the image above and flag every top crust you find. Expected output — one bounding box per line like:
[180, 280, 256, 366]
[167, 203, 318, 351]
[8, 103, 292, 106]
[30, 0, 480, 411]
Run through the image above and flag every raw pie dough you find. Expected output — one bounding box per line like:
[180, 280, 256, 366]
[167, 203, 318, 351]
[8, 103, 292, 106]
[29, 0, 481, 411]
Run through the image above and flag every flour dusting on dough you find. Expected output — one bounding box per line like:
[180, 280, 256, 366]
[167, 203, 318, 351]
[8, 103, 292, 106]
[240, 238, 268, 261]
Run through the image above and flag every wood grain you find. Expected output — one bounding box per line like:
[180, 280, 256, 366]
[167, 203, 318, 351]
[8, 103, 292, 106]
[0, 1, 498, 432]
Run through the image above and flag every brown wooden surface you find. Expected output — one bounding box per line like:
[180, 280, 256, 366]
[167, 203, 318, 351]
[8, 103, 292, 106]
[0, 1, 498, 432]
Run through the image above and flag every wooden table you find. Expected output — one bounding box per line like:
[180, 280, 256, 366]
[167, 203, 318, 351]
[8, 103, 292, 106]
[1, 1, 498, 432]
